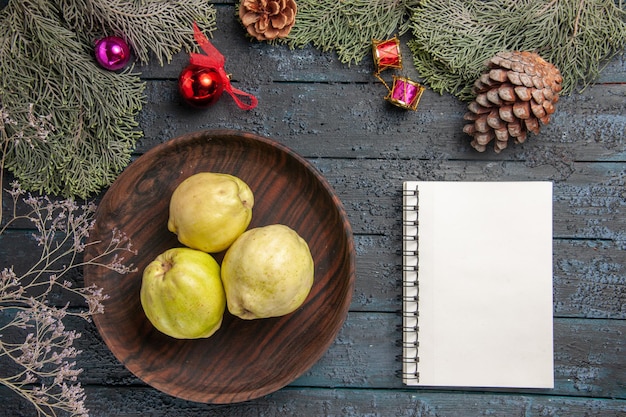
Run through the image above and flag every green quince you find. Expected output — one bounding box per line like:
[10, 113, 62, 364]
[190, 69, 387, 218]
[140, 247, 225, 339]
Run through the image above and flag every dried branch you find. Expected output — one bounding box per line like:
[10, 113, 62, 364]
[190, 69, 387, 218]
[0, 181, 136, 417]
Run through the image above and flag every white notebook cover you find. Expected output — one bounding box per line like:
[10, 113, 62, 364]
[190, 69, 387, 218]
[402, 181, 554, 388]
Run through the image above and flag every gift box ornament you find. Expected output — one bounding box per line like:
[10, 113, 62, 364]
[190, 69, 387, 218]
[386, 76, 425, 111]
[372, 36, 402, 74]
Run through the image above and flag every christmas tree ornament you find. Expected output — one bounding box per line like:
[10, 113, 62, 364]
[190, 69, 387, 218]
[179, 65, 225, 107]
[371, 37, 425, 111]
[0, 0, 218, 199]
[372, 36, 402, 74]
[284, 0, 413, 65]
[183, 23, 257, 110]
[94, 36, 131, 70]
[463, 51, 563, 153]
[239, 0, 297, 41]
[385, 75, 425, 111]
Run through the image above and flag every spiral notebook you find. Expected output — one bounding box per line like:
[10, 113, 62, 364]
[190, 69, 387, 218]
[402, 181, 554, 389]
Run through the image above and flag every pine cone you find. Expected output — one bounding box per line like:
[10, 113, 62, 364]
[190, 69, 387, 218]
[239, 0, 297, 41]
[463, 51, 563, 153]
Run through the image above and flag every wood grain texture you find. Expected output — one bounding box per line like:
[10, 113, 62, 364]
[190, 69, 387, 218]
[7, 311, 619, 402]
[3, 383, 625, 416]
[83, 130, 355, 403]
[136, 81, 626, 162]
[40, 313, 619, 400]
[86, 387, 626, 417]
[3, 229, 623, 319]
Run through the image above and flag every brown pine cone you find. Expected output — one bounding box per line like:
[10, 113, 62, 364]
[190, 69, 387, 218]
[463, 51, 563, 153]
[239, 0, 297, 41]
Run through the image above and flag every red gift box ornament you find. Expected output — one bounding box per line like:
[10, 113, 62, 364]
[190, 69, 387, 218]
[372, 36, 402, 74]
[386, 76, 425, 111]
[181, 23, 258, 110]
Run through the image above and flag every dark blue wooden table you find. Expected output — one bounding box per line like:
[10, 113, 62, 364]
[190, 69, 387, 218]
[1, 2, 625, 416]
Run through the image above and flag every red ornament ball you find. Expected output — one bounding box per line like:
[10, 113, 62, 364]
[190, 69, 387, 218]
[94, 36, 131, 71]
[178, 65, 225, 107]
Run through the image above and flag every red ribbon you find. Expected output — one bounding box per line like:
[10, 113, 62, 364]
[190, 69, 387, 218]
[190, 23, 258, 110]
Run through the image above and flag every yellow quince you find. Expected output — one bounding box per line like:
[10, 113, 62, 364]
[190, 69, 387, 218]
[221, 224, 314, 320]
[168, 172, 254, 253]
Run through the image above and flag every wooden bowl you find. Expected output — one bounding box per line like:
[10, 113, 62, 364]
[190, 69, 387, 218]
[84, 130, 355, 404]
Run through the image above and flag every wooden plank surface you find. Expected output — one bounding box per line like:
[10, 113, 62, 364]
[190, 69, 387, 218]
[2, 312, 624, 398]
[2, 231, 624, 319]
[2, 384, 625, 416]
[74, 315, 626, 398]
[1, 1, 625, 415]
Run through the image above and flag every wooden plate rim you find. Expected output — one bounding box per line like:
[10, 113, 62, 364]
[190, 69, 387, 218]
[84, 129, 356, 403]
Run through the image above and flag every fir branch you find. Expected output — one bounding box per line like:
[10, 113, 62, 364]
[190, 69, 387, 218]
[57, 0, 217, 65]
[0, 0, 217, 199]
[408, 0, 626, 100]
[1, 0, 144, 198]
[286, 0, 420, 64]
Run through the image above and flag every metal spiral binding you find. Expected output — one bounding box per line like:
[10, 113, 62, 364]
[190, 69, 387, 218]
[399, 184, 419, 383]
[402, 262, 417, 272]
[402, 186, 418, 206]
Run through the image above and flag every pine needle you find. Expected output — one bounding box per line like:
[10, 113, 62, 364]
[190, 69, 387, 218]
[0, 0, 217, 198]
[408, 0, 626, 100]
[286, 0, 420, 64]
[57, 0, 217, 65]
